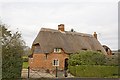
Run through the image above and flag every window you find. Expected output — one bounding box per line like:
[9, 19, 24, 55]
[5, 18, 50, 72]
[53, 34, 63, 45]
[54, 48, 62, 53]
[82, 48, 87, 51]
[53, 59, 59, 66]
[33, 45, 41, 53]
[97, 50, 101, 52]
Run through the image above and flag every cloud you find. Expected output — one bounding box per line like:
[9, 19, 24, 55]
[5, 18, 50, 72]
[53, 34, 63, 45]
[0, 0, 119, 3]
[0, 1, 118, 50]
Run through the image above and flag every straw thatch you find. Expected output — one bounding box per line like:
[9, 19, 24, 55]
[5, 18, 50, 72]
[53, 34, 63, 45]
[32, 28, 107, 55]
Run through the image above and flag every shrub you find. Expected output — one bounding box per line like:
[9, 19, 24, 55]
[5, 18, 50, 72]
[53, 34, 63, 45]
[23, 57, 28, 62]
[68, 50, 106, 66]
[104, 55, 118, 66]
[69, 65, 118, 78]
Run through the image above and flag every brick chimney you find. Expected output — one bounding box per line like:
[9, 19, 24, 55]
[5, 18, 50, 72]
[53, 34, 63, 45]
[93, 32, 97, 39]
[58, 24, 64, 31]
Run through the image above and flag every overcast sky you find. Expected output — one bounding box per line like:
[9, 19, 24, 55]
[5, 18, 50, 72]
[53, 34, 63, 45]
[0, 0, 119, 50]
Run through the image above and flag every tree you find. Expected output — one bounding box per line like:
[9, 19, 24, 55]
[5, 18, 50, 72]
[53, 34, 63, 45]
[1, 24, 25, 79]
[23, 46, 31, 57]
[68, 50, 106, 66]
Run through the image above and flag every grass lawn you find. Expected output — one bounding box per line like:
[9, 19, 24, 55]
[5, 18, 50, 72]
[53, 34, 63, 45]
[22, 56, 28, 58]
[22, 62, 28, 69]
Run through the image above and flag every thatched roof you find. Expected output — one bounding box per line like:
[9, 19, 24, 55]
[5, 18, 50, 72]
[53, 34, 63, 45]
[32, 28, 107, 55]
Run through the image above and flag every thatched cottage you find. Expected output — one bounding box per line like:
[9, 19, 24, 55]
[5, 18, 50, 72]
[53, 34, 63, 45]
[29, 24, 108, 72]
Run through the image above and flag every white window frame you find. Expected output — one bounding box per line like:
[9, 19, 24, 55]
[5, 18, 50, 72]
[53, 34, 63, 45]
[53, 59, 59, 66]
[54, 48, 62, 53]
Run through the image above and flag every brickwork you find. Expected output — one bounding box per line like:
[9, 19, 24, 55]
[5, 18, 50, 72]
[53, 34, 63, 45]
[29, 50, 69, 72]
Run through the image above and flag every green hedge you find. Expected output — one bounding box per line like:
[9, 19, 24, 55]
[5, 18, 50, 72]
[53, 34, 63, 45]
[104, 55, 118, 66]
[69, 65, 118, 78]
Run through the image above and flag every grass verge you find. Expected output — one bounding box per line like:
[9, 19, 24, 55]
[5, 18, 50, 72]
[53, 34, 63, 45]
[22, 62, 28, 69]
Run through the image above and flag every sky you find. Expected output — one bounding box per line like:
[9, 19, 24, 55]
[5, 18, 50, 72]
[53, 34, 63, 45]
[0, 0, 119, 50]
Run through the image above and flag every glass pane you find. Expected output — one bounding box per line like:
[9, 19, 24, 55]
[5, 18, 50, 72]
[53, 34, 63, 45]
[53, 60, 59, 66]
[54, 48, 61, 53]
[55, 60, 58, 66]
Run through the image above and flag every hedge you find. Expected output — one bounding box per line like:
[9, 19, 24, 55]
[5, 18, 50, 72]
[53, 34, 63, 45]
[104, 55, 118, 66]
[69, 65, 118, 78]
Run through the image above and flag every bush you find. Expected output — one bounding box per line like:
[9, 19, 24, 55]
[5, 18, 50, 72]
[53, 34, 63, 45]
[69, 65, 118, 78]
[68, 50, 106, 66]
[23, 57, 28, 62]
[104, 55, 118, 66]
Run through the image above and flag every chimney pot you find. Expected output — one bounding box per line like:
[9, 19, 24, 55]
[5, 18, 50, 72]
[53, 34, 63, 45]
[93, 32, 97, 39]
[58, 24, 65, 31]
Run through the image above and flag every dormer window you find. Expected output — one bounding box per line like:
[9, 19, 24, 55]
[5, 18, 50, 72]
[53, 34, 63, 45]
[82, 48, 87, 51]
[97, 50, 101, 52]
[54, 48, 62, 53]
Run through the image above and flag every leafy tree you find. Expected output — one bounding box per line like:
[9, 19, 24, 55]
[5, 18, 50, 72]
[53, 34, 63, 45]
[0, 23, 2, 80]
[1, 24, 25, 79]
[68, 50, 106, 66]
[23, 46, 31, 57]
